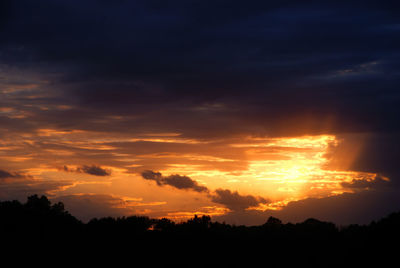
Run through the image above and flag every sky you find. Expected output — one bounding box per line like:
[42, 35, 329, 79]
[1, 0, 400, 225]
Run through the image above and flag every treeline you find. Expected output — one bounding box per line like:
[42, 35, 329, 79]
[1, 195, 399, 266]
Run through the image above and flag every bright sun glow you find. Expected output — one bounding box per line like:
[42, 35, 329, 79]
[0, 130, 382, 221]
[161, 134, 378, 211]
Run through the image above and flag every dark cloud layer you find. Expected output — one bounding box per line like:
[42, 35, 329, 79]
[214, 188, 400, 226]
[1, 0, 400, 138]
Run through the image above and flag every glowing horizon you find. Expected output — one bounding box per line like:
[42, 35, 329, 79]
[0, 129, 385, 222]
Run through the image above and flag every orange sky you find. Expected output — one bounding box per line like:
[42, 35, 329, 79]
[0, 128, 386, 222]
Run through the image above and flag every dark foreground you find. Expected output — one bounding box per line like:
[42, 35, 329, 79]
[1, 195, 399, 266]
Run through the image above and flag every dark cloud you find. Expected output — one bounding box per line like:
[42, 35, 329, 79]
[1, 0, 400, 224]
[213, 188, 400, 226]
[345, 133, 400, 186]
[141, 170, 163, 185]
[141, 171, 269, 210]
[141, 170, 208, 193]
[0, 179, 73, 201]
[63, 165, 111, 176]
[1, 0, 400, 140]
[210, 189, 269, 212]
[78, 165, 111, 176]
[341, 175, 390, 190]
[0, 169, 71, 201]
[52, 194, 133, 222]
[0, 169, 18, 179]
[0, 169, 30, 179]
[272, 188, 400, 226]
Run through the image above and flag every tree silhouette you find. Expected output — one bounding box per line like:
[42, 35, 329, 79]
[0, 194, 399, 266]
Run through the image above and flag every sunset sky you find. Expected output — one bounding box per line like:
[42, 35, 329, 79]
[1, 0, 400, 225]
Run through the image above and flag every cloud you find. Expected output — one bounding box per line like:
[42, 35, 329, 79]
[0, 168, 73, 201]
[63, 165, 111, 176]
[1, 0, 400, 143]
[0, 169, 31, 179]
[141, 170, 208, 193]
[270, 188, 400, 226]
[0, 179, 74, 201]
[141, 170, 269, 211]
[341, 175, 390, 190]
[1, 0, 400, 225]
[141, 170, 163, 185]
[210, 189, 269, 211]
[213, 188, 400, 226]
[78, 165, 111, 176]
[52, 194, 134, 222]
